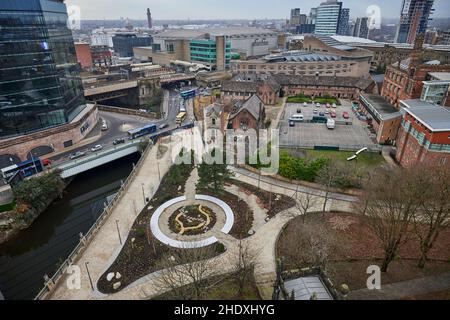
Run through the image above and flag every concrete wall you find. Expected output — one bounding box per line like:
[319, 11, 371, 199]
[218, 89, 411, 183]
[0, 185, 13, 206]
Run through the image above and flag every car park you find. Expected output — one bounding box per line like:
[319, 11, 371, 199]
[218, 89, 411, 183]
[69, 151, 86, 160]
[113, 138, 126, 145]
[91, 145, 103, 152]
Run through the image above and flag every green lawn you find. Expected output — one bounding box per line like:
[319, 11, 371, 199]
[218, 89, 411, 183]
[0, 202, 15, 213]
[303, 149, 385, 168]
[286, 94, 340, 105]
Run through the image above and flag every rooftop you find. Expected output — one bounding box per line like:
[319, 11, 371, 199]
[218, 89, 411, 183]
[154, 27, 277, 40]
[284, 277, 333, 300]
[272, 74, 374, 90]
[400, 100, 450, 132]
[428, 72, 450, 81]
[263, 51, 341, 63]
[360, 93, 402, 120]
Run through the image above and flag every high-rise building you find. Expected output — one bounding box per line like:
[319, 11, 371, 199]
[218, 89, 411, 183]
[337, 8, 350, 35]
[0, 0, 87, 138]
[395, 0, 435, 44]
[314, 0, 343, 36]
[290, 8, 301, 26]
[112, 34, 153, 57]
[147, 8, 152, 29]
[353, 17, 369, 39]
[308, 7, 317, 24]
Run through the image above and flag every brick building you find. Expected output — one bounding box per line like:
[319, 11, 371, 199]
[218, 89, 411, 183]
[75, 42, 94, 69]
[221, 74, 281, 105]
[359, 93, 402, 144]
[381, 37, 450, 108]
[227, 95, 266, 131]
[395, 100, 450, 167]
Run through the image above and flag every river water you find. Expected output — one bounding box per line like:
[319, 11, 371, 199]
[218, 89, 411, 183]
[0, 153, 140, 300]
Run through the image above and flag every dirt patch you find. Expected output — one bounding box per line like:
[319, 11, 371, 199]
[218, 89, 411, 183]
[277, 212, 450, 292]
[231, 180, 296, 218]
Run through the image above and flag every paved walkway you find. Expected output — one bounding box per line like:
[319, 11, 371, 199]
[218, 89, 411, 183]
[348, 272, 450, 300]
[46, 151, 356, 300]
[47, 142, 173, 300]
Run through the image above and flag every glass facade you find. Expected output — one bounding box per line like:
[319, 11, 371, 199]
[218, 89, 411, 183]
[421, 82, 450, 105]
[314, 2, 342, 35]
[189, 39, 231, 68]
[0, 0, 86, 138]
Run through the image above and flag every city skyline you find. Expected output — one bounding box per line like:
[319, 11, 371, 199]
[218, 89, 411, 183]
[65, 0, 450, 20]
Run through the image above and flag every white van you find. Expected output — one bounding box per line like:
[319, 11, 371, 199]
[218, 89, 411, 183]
[326, 118, 335, 130]
[289, 114, 304, 122]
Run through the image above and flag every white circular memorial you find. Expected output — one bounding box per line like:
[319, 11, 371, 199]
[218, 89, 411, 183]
[150, 195, 234, 248]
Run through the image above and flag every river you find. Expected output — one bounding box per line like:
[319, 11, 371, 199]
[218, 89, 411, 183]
[0, 153, 140, 300]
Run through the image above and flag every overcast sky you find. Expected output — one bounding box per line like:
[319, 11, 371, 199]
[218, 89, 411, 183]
[65, 0, 450, 20]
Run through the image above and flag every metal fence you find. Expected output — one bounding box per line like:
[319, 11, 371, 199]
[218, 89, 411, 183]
[279, 143, 382, 153]
[33, 142, 153, 300]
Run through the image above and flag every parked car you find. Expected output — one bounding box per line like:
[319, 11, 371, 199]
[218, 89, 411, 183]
[42, 159, 52, 166]
[69, 151, 86, 160]
[158, 123, 169, 130]
[91, 145, 103, 152]
[289, 120, 295, 127]
[332, 103, 337, 108]
[289, 114, 304, 122]
[343, 112, 350, 119]
[325, 110, 330, 114]
[101, 122, 108, 131]
[313, 109, 318, 114]
[113, 138, 126, 145]
[319, 112, 325, 117]
[303, 102, 308, 107]
[331, 111, 337, 118]
[316, 103, 321, 108]
[297, 108, 302, 114]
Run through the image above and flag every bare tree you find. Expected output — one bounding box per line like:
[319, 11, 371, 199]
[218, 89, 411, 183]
[315, 160, 342, 213]
[292, 186, 320, 222]
[154, 245, 219, 300]
[280, 217, 339, 271]
[412, 165, 450, 269]
[357, 166, 424, 272]
[229, 240, 259, 297]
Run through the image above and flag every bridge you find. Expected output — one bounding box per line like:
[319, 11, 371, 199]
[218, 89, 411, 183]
[54, 139, 147, 179]
[159, 73, 196, 84]
[84, 80, 138, 102]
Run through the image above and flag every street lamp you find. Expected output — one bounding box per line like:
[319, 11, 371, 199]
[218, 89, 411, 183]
[141, 183, 146, 205]
[115, 219, 122, 245]
[84, 261, 94, 291]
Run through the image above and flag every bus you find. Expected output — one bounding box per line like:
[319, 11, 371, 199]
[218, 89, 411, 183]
[1, 158, 45, 181]
[127, 123, 157, 140]
[180, 88, 196, 100]
[176, 112, 187, 124]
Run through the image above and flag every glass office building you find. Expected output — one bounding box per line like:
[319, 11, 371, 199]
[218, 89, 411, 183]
[395, 0, 435, 44]
[190, 39, 231, 69]
[0, 0, 86, 138]
[314, 1, 343, 36]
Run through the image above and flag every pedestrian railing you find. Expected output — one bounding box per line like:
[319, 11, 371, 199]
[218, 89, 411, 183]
[34, 141, 153, 300]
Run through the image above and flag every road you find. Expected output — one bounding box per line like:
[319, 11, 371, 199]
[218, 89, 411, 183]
[49, 89, 186, 166]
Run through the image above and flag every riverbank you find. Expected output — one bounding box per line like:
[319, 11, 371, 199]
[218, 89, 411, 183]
[0, 174, 68, 245]
[0, 153, 139, 300]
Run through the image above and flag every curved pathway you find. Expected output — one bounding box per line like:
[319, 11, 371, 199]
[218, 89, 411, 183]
[46, 151, 357, 300]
